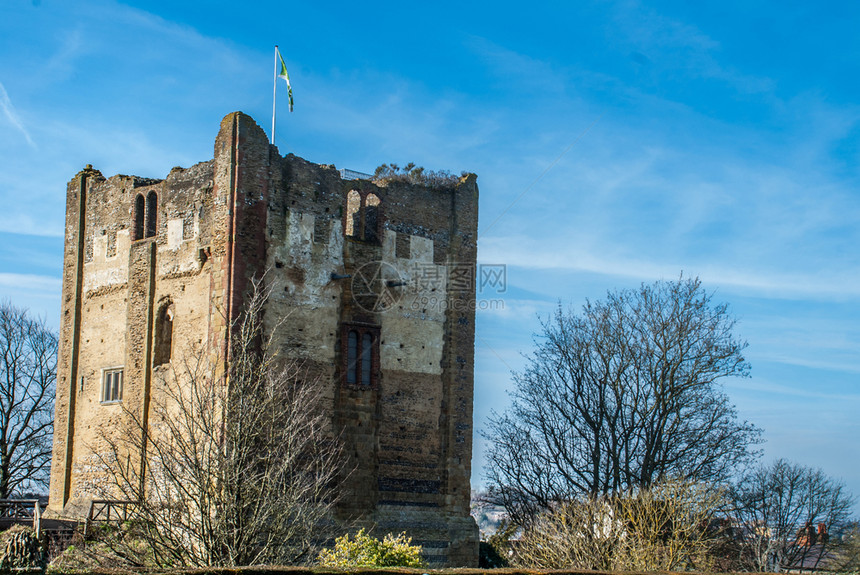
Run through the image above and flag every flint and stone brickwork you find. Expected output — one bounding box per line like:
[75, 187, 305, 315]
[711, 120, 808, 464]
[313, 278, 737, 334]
[47, 112, 480, 566]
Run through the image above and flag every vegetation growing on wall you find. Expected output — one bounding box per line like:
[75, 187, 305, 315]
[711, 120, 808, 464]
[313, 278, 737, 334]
[373, 163, 462, 188]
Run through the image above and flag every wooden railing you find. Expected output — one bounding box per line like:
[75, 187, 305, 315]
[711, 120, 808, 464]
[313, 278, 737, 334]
[0, 499, 44, 533]
[84, 499, 137, 536]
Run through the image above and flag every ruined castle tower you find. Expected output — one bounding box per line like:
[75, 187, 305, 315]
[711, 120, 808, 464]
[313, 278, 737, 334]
[48, 112, 479, 565]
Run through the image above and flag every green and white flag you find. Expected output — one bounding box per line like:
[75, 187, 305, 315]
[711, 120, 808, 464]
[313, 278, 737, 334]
[276, 47, 294, 112]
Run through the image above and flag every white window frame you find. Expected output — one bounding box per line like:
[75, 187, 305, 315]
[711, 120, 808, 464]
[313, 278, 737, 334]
[101, 367, 124, 404]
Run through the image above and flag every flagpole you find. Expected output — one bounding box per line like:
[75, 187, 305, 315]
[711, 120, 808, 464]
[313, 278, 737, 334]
[271, 45, 279, 145]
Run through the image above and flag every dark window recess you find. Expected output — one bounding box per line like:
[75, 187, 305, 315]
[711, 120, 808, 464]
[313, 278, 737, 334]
[361, 332, 372, 384]
[342, 324, 380, 387]
[146, 191, 158, 238]
[153, 302, 174, 367]
[134, 194, 145, 240]
[347, 330, 358, 385]
[133, 191, 158, 241]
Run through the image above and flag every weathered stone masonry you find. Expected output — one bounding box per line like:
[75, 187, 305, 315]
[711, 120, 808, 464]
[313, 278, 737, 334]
[48, 112, 480, 566]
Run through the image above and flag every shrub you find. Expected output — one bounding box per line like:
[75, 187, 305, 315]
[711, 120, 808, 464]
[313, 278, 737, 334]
[48, 521, 153, 571]
[514, 478, 725, 571]
[317, 528, 425, 568]
[480, 519, 516, 568]
[373, 163, 463, 188]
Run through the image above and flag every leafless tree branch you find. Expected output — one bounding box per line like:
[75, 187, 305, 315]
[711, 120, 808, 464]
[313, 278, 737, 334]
[91, 278, 345, 567]
[0, 301, 56, 497]
[730, 458, 855, 571]
[483, 276, 761, 526]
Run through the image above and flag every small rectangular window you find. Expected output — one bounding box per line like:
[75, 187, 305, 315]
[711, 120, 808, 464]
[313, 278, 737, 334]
[102, 368, 123, 403]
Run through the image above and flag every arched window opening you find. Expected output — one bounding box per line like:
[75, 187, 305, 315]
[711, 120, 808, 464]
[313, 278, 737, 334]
[361, 332, 373, 385]
[134, 194, 145, 240]
[344, 190, 382, 242]
[146, 191, 158, 238]
[346, 330, 358, 385]
[345, 190, 361, 238]
[153, 301, 174, 367]
[342, 324, 379, 387]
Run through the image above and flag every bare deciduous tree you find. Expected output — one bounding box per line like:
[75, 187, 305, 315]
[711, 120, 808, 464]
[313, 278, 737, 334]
[730, 459, 855, 572]
[93, 280, 344, 567]
[0, 301, 57, 497]
[484, 276, 761, 525]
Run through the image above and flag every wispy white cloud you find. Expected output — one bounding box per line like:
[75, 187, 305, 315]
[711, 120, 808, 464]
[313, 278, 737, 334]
[481, 234, 860, 301]
[0, 273, 61, 294]
[0, 273, 62, 326]
[609, 0, 774, 95]
[0, 82, 35, 148]
[757, 354, 860, 376]
[727, 377, 860, 403]
[466, 35, 570, 97]
[0, 213, 63, 237]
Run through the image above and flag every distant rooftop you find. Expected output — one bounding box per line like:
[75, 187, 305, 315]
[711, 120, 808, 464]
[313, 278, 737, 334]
[339, 168, 372, 181]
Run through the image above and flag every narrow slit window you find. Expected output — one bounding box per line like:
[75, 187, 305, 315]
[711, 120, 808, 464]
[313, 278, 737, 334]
[361, 332, 372, 385]
[146, 191, 158, 238]
[347, 330, 358, 385]
[134, 194, 145, 240]
[341, 324, 380, 387]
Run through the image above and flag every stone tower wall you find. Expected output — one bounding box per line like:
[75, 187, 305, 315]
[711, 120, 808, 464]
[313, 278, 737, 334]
[48, 112, 479, 565]
[49, 161, 220, 514]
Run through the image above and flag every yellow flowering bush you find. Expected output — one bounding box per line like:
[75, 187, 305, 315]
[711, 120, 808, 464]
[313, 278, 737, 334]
[317, 528, 426, 568]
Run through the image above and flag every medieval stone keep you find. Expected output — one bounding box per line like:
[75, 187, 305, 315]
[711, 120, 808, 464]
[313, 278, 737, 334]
[48, 112, 480, 565]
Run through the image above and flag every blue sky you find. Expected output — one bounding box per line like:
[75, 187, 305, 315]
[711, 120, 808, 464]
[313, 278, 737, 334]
[3, 0, 860, 508]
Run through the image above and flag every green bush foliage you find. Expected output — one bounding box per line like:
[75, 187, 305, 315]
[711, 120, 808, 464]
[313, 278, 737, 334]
[479, 519, 517, 568]
[316, 529, 425, 568]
